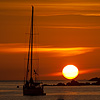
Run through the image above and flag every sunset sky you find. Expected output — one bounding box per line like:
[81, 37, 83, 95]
[0, 0, 100, 80]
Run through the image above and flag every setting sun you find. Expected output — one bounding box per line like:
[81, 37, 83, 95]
[62, 65, 79, 79]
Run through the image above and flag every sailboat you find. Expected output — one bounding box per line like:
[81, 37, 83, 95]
[23, 6, 46, 96]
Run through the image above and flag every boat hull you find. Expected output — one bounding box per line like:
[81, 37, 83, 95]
[23, 86, 46, 96]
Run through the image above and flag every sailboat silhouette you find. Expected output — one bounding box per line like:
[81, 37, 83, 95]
[23, 6, 46, 96]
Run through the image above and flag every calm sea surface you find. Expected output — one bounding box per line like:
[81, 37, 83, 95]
[0, 80, 100, 100]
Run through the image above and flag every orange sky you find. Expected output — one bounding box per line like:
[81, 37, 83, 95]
[0, 0, 100, 80]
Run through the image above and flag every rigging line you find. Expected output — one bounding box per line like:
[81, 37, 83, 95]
[34, 26, 39, 76]
[26, 32, 31, 81]
[33, 13, 40, 81]
[26, 7, 33, 81]
[30, 6, 34, 79]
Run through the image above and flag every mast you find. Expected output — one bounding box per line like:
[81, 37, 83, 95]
[31, 6, 34, 79]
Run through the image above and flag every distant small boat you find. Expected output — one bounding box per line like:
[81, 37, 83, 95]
[23, 6, 46, 96]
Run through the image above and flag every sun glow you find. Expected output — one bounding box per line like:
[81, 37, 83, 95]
[62, 65, 79, 79]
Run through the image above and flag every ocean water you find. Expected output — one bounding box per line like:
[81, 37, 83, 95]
[0, 80, 100, 100]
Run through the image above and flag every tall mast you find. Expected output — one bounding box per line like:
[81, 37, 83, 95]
[31, 6, 34, 78]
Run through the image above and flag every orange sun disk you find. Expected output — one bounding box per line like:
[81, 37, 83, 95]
[62, 65, 79, 79]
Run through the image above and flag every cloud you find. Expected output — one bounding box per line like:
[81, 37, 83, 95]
[38, 47, 95, 57]
[0, 43, 99, 57]
[79, 68, 100, 74]
[39, 25, 100, 29]
[1, 1, 100, 17]
[41, 68, 100, 77]
[82, 14, 100, 17]
[41, 72, 62, 77]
